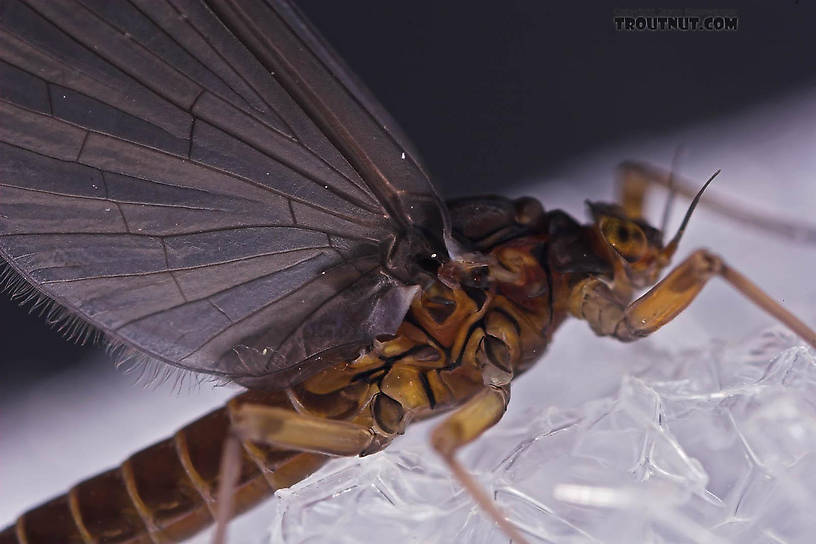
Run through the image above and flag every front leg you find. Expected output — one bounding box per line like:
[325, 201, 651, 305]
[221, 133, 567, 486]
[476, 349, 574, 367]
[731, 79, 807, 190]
[617, 160, 816, 243]
[571, 249, 816, 348]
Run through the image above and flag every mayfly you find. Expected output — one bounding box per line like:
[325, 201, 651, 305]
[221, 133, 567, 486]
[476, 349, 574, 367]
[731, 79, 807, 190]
[1, 1, 815, 544]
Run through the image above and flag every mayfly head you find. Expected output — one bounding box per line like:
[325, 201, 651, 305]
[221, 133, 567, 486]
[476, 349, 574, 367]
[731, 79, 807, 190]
[587, 200, 665, 287]
[587, 170, 720, 288]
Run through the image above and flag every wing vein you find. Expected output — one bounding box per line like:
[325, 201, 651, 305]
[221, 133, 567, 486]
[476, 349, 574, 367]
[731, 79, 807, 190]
[182, 258, 379, 365]
[113, 249, 333, 331]
[37, 245, 336, 283]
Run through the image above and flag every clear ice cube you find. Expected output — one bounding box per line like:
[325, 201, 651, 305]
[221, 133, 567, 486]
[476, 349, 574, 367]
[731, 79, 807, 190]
[262, 330, 816, 544]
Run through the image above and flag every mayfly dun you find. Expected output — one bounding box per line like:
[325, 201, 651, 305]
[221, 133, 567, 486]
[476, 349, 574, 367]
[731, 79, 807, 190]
[1, 2, 815, 544]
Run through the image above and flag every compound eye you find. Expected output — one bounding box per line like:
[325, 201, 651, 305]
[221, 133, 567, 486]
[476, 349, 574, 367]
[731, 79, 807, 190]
[600, 216, 647, 262]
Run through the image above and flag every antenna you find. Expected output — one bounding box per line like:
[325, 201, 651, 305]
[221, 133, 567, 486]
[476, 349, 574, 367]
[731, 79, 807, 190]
[661, 170, 721, 259]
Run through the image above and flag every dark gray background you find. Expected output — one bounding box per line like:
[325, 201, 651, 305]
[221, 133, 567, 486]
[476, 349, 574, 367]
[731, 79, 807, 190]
[3, 1, 815, 385]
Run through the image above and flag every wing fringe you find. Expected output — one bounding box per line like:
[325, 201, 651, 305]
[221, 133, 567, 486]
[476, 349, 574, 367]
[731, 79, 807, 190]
[0, 259, 229, 392]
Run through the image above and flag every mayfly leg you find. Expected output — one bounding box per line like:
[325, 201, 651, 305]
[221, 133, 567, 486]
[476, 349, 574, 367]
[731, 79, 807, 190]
[573, 249, 816, 350]
[212, 434, 242, 544]
[430, 386, 530, 544]
[211, 400, 378, 544]
[214, 385, 530, 544]
[626, 249, 816, 348]
[617, 160, 816, 243]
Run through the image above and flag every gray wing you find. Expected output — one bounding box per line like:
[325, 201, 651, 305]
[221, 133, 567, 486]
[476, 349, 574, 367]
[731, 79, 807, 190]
[0, 0, 449, 388]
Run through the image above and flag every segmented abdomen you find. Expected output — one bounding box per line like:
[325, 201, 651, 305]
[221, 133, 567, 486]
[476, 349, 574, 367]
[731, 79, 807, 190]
[0, 390, 326, 543]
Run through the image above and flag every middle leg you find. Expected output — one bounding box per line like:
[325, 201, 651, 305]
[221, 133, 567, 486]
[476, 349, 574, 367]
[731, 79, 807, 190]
[430, 385, 530, 544]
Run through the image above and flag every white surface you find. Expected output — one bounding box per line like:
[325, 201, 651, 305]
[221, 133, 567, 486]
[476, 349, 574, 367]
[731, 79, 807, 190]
[3, 88, 816, 543]
[271, 330, 816, 544]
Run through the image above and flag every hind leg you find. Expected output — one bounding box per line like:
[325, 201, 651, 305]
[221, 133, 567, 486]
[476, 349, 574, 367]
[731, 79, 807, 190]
[210, 395, 380, 544]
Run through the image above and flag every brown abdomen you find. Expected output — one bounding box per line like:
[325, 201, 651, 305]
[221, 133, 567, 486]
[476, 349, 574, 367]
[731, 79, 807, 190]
[0, 390, 327, 543]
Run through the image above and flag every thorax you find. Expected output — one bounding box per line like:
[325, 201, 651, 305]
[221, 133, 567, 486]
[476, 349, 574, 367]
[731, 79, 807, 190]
[285, 234, 571, 441]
